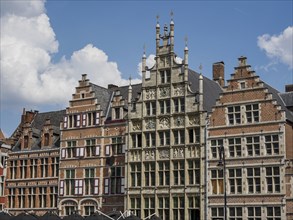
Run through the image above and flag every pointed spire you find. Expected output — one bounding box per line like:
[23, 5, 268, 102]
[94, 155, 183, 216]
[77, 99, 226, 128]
[156, 14, 160, 27]
[184, 36, 188, 51]
[199, 64, 203, 111]
[170, 10, 174, 25]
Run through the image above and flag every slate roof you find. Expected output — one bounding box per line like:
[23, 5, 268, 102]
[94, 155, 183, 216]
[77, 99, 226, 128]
[279, 92, 293, 107]
[264, 83, 293, 122]
[188, 69, 223, 112]
[11, 110, 66, 152]
[31, 110, 66, 130]
[115, 83, 142, 103]
[91, 83, 113, 114]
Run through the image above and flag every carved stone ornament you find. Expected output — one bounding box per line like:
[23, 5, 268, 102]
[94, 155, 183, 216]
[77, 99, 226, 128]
[159, 149, 170, 159]
[159, 87, 170, 98]
[189, 115, 200, 125]
[145, 89, 156, 100]
[175, 116, 184, 127]
[132, 120, 141, 131]
[146, 119, 156, 130]
[159, 117, 170, 128]
[174, 85, 184, 96]
[173, 147, 184, 158]
[145, 150, 155, 160]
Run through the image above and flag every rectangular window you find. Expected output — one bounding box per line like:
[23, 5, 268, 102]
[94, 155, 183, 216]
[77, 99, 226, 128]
[130, 197, 141, 218]
[210, 139, 224, 158]
[229, 169, 242, 194]
[84, 168, 95, 195]
[265, 135, 279, 155]
[85, 139, 96, 157]
[267, 207, 281, 220]
[160, 70, 171, 84]
[110, 166, 124, 194]
[63, 116, 68, 128]
[211, 169, 224, 194]
[130, 163, 141, 187]
[246, 104, 259, 123]
[104, 178, 109, 194]
[145, 132, 156, 147]
[174, 97, 185, 113]
[159, 100, 170, 114]
[248, 207, 261, 220]
[112, 137, 124, 155]
[59, 180, 64, 196]
[84, 206, 95, 217]
[159, 131, 170, 146]
[266, 167, 280, 193]
[188, 128, 200, 143]
[65, 169, 75, 195]
[246, 136, 260, 156]
[144, 162, 155, 186]
[173, 160, 184, 185]
[173, 197, 184, 220]
[174, 130, 185, 145]
[146, 102, 156, 116]
[105, 145, 110, 156]
[44, 133, 49, 146]
[114, 108, 120, 119]
[74, 179, 83, 195]
[188, 160, 200, 185]
[228, 138, 241, 157]
[228, 106, 241, 125]
[132, 133, 142, 148]
[247, 168, 261, 193]
[158, 161, 170, 186]
[144, 197, 155, 218]
[211, 207, 224, 220]
[229, 207, 243, 220]
[158, 197, 169, 220]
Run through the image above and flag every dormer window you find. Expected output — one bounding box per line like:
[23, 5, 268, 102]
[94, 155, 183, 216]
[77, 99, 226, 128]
[44, 133, 49, 146]
[114, 108, 121, 119]
[24, 135, 29, 149]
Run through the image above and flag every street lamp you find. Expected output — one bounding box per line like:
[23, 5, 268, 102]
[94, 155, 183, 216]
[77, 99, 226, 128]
[217, 145, 227, 220]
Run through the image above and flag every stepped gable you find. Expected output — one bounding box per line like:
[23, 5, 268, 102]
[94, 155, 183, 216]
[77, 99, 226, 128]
[188, 69, 223, 112]
[264, 83, 293, 122]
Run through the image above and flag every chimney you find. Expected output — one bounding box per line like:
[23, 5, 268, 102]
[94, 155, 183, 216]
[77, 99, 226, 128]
[213, 61, 225, 87]
[285, 84, 293, 92]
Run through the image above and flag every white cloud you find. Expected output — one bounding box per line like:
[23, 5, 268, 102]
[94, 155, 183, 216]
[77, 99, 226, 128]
[137, 54, 156, 77]
[0, 0, 140, 109]
[257, 26, 293, 69]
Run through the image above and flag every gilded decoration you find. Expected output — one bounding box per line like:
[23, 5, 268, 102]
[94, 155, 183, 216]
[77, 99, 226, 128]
[159, 117, 170, 128]
[145, 150, 155, 160]
[146, 119, 156, 130]
[159, 87, 170, 98]
[145, 89, 156, 100]
[174, 85, 184, 96]
[175, 116, 184, 127]
[159, 149, 169, 159]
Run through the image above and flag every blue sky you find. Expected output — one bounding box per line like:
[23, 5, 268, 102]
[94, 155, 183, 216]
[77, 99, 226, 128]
[1, 0, 292, 137]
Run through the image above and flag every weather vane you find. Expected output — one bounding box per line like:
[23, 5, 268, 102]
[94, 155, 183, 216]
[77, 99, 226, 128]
[143, 44, 146, 55]
[184, 36, 188, 47]
[156, 14, 160, 23]
[170, 10, 174, 20]
[199, 64, 203, 73]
